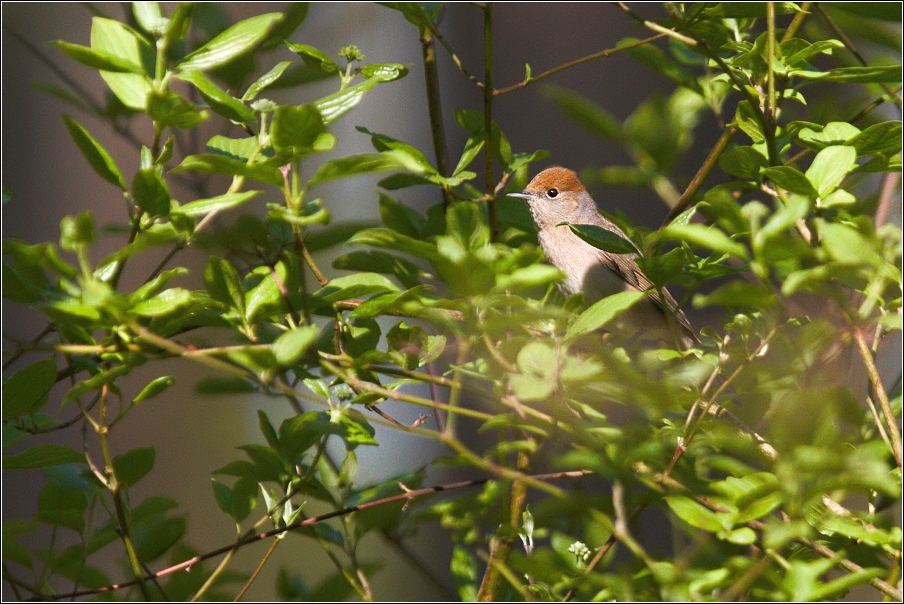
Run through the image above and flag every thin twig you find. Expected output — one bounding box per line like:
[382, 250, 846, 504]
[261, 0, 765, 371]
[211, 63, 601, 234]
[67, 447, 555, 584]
[494, 33, 668, 96]
[662, 126, 737, 225]
[780, 2, 813, 43]
[853, 328, 903, 471]
[875, 171, 900, 228]
[813, 3, 903, 109]
[426, 21, 484, 89]
[419, 26, 454, 210]
[483, 3, 498, 242]
[665, 326, 780, 475]
[785, 84, 903, 168]
[233, 538, 278, 602]
[614, 3, 698, 46]
[30, 471, 591, 601]
[637, 462, 904, 601]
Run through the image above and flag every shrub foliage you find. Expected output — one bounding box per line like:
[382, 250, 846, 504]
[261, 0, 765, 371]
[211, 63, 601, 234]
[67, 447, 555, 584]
[3, 3, 902, 601]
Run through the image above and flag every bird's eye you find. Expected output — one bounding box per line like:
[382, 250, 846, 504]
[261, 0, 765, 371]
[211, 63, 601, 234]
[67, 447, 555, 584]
[547, 188, 559, 198]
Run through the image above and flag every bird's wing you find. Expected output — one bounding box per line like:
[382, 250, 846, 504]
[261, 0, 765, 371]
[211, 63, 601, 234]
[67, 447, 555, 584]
[598, 250, 697, 340]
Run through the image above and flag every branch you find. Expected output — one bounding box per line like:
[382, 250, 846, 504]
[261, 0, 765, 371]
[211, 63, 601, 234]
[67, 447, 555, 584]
[494, 33, 668, 96]
[483, 3, 498, 242]
[813, 3, 903, 109]
[853, 328, 903, 471]
[636, 462, 904, 601]
[29, 470, 592, 601]
[662, 126, 737, 226]
[419, 26, 454, 210]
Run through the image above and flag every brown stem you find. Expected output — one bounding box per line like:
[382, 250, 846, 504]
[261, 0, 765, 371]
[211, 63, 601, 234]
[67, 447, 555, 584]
[780, 2, 813, 42]
[494, 33, 668, 96]
[875, 171, 900, 228]
[476, 448, 531, 601]
[662, 126, 737, 225]
[31, 471, 591, 601]
[665, 326, 780, 475]
[419, 26, 454, 210]
[483, 3, 497, 241]
[3, 324, 54, 370]
[813, 3, 903, 109]
[233, 538, 279, 602]
[853, 328, 903, 471]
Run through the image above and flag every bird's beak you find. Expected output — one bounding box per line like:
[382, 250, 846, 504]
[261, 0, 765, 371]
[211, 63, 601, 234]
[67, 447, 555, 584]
[507, 192, 531, 200]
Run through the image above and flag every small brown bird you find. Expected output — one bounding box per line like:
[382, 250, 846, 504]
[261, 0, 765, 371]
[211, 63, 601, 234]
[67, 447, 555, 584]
[508, 167, 696, 348]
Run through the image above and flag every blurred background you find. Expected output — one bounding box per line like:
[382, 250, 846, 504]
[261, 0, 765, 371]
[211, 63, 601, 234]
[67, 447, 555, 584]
[3, 3, 900, 600]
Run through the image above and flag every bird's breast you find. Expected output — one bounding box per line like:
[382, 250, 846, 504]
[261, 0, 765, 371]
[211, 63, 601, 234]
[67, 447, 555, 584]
[538, 227, 631, 300]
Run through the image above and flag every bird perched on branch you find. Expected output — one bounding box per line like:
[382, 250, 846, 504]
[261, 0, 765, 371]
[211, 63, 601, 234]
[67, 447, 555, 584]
[509, 167, 697, 348]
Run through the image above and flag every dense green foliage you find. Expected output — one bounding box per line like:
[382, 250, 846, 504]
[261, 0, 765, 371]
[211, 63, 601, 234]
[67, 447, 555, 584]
[3, 2, 902, 601]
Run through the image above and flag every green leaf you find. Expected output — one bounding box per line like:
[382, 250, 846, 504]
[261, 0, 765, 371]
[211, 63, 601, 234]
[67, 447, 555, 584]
[132, 167, 171, 217]
[261, 3, 310, 50]
[3, 444, 83, 470]
[177, 190, 260, 217]
[62, 365, 135, 407]
[3, 360, 57, 419]
[242, 60, 294, 100]
[211, 478, 235, 518]
[693, 281, 776, 308]
[59, 211, 96, 251]
[543, 86, 622, 141]
[734, 101, 764, 143]
[665, 496, 722, 532]
[623, 37, 703, 93]
[36, 483, 87, 533]
[795, 121, 861, 151]
[51, 41, 143, 73]
[783, 39, 844, 67]
[132, 376, 174, 404]
[61, 115, 126, 190]
[451, 545, 479, 601]
[285, 42, 339, 72]
[349, 228, 440, 263]
[790, 65, 902, 82]
[171, 154, 284, 188]
[805, 145, 856, 198]
[205, 257, 246, 315]
[566, 291, 647, 339]
[273, 325, 320, 366]
[3, 520, 36, 569]
[817, 221, 883, 267]
[196, 377, 256, 395]
[271, 104, 325, 152]
[279, 412, 326, 465]
[561, 223, 638, 254]
[761, 166, 818, 198]
[179, 13, 284, 71]
[90, 17, 154, 109]
[132, 287, 194, 317]
[314, 273, 400, 303]
[30, 81, 93, 113]
[378, 193, 423, 238]
[334, 410, 378, 449]
[359, 63, 408, 81]
[379, 2, 436, 28]
[314, 75, 394, 124]
[147, 90, 208, 129]
[850, 121, 902, 157]
[132, 2, 165, 35]
[719, 146, 768, 179]
[176, 70, 254, 123]
[699, 2, 803, 17]
[112, 447, 155, 487]
[660, 223, 749, 259]
[308, 153, 410, 186]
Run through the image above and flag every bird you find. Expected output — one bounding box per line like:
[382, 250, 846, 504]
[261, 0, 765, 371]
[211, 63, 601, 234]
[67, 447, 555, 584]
[508, 166, 697, 348]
